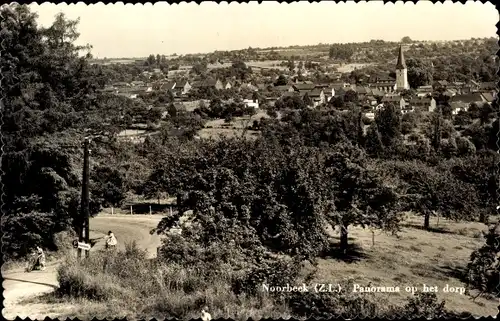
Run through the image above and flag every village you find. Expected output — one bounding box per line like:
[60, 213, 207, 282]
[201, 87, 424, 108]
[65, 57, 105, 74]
[100, 41, 497, 140]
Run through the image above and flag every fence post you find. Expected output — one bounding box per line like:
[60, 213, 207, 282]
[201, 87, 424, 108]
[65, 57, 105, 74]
[130, 205, 133, 215]
[170, 206, 172, 216]
[149, 205, 152, 215]
[111, 207, 114, 215]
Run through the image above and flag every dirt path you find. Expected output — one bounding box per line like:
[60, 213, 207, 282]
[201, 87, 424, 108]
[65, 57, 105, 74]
[2, 214, 164, 320]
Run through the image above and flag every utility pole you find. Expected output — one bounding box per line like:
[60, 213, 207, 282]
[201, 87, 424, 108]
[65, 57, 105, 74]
[79, 137, 91, 259]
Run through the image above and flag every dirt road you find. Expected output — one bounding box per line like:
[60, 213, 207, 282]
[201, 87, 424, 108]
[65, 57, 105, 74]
[2, 214, 164, 320]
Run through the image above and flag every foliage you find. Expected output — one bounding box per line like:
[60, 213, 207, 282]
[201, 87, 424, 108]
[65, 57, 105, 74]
[329, 44, 355, 61]
[374, 103, 402, 155]
[466, 220, 500, 294]
[383, 160, 480, 229]
[90, 165, 126, 207]
[406, 58, 434, 89]
[1, 5, 105, 258]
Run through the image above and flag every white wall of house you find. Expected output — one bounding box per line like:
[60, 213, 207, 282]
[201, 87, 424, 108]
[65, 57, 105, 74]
[243, 99, 259, 109]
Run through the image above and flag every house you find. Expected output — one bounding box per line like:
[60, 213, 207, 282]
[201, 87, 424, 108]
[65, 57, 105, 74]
[416, 85, 433, 97]
[130, 80, 145, 87]
[224, 81, 233, 90]
[364, 95, 379, 107]
[281, 91, 300, 99]
[354, 85, 372, 99]
[433, 80, 449, 91]
[332, 86, 346, 98]
[381, 95, 406, 110]
[164, 81, 177, 91]
[331, 81, 351, 89]
[479, 82, 498, 97]
[449, 93, 486, 115]
[480, 92, 496, 104]
[370, 88, 386, 98]
[307, 89, 326, 107]
[292, 83, 316, 92]
[241, 82, 258, 91]
[193, 79, 224, 90]
[261, 92, 280, 106]
[408, 96, 437, 113]
[243, 98, 259, 109]
[479, 82, 496, 92]
[174, 80, 191, 95]
[443, 88, 458, 97]
[322, 87, 334, 102]
[368, 74, 396, 93]
[273, 85, 294, 93]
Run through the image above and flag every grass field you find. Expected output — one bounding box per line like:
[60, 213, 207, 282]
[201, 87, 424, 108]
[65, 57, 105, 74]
[199, 111, 269, 140]
[314, 213, 498, 317]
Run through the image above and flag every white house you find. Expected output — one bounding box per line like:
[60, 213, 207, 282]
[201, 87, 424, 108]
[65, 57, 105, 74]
[243, 99, 259, 109]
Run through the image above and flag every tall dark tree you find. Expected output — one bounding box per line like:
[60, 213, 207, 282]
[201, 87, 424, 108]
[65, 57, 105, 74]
[406, 58, 433, 89]
[1, 5, 105, 258]
[375, 103, 402, 150]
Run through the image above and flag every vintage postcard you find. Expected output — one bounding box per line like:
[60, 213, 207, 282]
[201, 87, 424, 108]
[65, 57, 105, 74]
[1, 1, 498, 320]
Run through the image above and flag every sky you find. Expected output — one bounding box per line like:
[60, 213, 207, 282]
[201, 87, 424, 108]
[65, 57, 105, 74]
[30, 1, 498, 59]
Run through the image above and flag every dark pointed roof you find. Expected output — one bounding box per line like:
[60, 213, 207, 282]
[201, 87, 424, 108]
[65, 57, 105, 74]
[396, 45, 406, 69]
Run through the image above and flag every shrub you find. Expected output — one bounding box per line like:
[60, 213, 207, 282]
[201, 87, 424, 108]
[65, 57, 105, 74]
[286, 280, 379, 318]
[466, 221, 500, 295]
[396, 292, 446, 318]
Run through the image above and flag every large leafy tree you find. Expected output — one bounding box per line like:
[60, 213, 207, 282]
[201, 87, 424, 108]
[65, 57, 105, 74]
[374, 103, 402, 155]
[1, 5, 104, 258]
[406, 58, 433, 89]
[149, 137, 400, 257]
[385, 160, 479, 230]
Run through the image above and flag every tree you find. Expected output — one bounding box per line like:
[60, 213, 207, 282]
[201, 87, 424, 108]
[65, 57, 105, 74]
[303, 93, 313, 107]
[365, 124, 384, 157]
[466, 220, 500, 295]
[401, 36, 413, 44]
[388, 161, 479, 230]
[1, 5, 105, 258]
[150, 138, 400, 258]
[343, 90, 358, 103]
[90, 166, 126, 207]
[375, 103, 402, 151]
[275, 74, 288, 86]
[478, 103, 494, 126]
[329, 44, 354, 61]
[146, 54, 156, 66]
[167, 102, 177, 118]
[406, 58, 433, 89]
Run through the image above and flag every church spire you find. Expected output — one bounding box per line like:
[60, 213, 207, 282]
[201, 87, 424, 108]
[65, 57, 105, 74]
[396, 45, 406, 70]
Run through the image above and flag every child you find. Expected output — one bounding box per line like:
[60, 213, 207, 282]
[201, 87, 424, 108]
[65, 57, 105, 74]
[105, 231, 117, 250]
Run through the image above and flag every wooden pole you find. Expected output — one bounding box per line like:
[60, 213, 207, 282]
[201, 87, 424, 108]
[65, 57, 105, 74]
[149, 205, 152, 215]
[82, 138, 91, 259]
[111, 207, 114, 215]
[130, 205, 133, 215]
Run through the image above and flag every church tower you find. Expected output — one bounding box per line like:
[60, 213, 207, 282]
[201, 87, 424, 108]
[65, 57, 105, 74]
[395, 45, 409, 91]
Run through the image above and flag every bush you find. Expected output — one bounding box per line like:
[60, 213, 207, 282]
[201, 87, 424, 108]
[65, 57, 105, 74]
[286, 280, 380, 318]
[466, 221, 500, 295]
[396, 292, 446, 318]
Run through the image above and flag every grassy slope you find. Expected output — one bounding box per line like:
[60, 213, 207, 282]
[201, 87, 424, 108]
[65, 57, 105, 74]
[314, 214, 497, 317]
